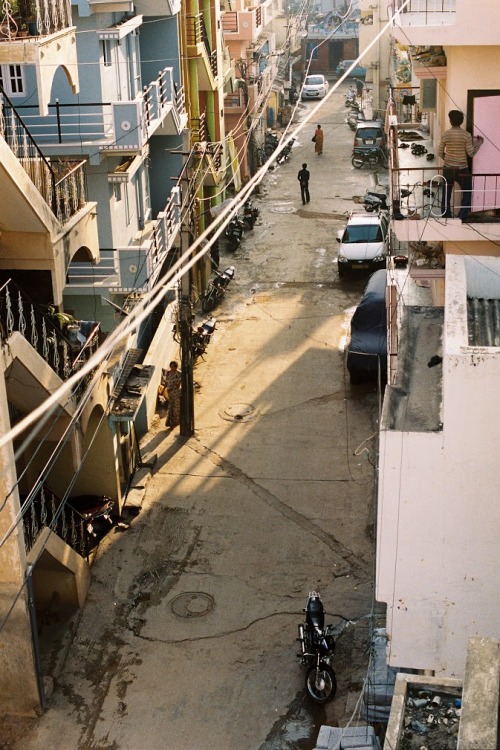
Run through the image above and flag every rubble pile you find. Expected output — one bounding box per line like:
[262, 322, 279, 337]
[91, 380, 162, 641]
[401, 687, 462, 750]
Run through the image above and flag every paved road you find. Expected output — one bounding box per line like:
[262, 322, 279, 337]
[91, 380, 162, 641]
[7, 83, 384, 750]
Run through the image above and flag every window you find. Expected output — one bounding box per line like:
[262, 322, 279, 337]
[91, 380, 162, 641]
[102, 39, 112, 68]
[0, 64, 25, 96]
[420, 79, 437, 112]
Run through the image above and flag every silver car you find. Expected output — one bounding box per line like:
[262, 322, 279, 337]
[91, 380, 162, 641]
[301, 74, 329, 100]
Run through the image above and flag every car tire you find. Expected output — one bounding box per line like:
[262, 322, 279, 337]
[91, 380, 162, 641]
[338, 265, 346, 278]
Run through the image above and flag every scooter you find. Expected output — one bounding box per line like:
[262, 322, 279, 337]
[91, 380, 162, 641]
[352, 146, 388, 169]
[225, 216, 244, 251]
[364, 190, 389, 213]
[345, 87, 357, 106]
[296, 592, 338, 704]
[347, 108, 366, 131]
[202, 266, 236, 313]
[242, 199, 259, 230]
[68, 495, 114, 537]
[276, 138, 296, 164]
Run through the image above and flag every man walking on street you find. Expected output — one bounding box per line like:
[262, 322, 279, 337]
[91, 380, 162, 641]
[298, 163, 310, 204]
[438, 109, 484, 220]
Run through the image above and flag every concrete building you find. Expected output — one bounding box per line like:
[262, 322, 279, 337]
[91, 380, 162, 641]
[222, 0, 283, 177]
[0, 0, 240, 716]
[376, 0, 500, 678]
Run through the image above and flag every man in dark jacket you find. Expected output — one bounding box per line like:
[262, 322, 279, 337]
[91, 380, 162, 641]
[298, 163, 310, 205]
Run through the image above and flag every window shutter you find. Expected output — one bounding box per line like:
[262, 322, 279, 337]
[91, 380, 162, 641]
[420, 79, 437, 111]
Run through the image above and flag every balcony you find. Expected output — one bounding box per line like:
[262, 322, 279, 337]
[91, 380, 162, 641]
[186, 13, 218, 90]
[390, 164, 500, 244]
[66, 187, 181, 294]
[390, 0, 498, 45]
[191, 113, 225, 186]
[221, 4, 263, 42]
[12, 68, 187, 161]
[0, 0, 78, 115]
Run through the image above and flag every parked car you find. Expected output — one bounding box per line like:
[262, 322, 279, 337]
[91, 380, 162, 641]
[336, 212, 389, 276]
[301, 74, 329, 100]
[353, 121, 386, 150]
[346, 270, 387, 384]
[335, 60, 367, 79]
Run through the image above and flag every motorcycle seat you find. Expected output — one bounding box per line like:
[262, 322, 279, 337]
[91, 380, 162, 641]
[306, 598, 325, 630]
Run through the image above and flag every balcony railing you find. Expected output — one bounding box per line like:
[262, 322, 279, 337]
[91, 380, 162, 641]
[0, 86, 87, 223]
[221, 11, 238, 32]
[186, 13, 218, 79]
[391, 0, 456, 23]
[0, 279, 101, 386]
[12, 67, 184, 147]
[22, 483, 90, 559]
[392, 166, 500, 222]
[0, 0, 72, 40]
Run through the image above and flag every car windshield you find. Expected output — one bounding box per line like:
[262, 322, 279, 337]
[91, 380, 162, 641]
[305, 76, 324, 86]
[357, 128, 383, 139]
[344, 225, 383, 243]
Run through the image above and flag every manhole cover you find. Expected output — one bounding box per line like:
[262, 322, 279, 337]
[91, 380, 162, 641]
[272, 203, 296, 214]
[219, 403, 258, 422]
[170, 592, 215, 619]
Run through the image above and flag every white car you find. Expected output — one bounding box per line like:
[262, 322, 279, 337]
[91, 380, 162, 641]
[301, 74, 329, 100]
[336, 213, 389, 276]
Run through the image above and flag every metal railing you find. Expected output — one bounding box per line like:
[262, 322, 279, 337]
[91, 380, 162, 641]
[0, 278, 101, 385]
[0, 86, 87, 223]
[391, 166, 500, 221]
[13, 67, 184, 146]
[221, 11, 238, 32]
[186, 13, 218, 79]
[22, 483, 90, 559]
[391, 0, 456, 22]
[0, 0, 72, 41]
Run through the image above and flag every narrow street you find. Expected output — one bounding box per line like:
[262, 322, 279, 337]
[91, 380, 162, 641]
[6, 83, 384, 750]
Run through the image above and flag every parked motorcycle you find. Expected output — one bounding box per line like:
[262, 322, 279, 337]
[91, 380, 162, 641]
[68, 495, 114, 537]
[201, 266, 236, 313]
[276, 138, 296, 164]
[347, 108, 366, 131]
[225, 216, 244, 251]
[264, 131, 280, 157]
[242, 199, 260, 230]
[296, 591, 338, 704]
[192, 317, 217, 360]
[352, 146, 388, 169]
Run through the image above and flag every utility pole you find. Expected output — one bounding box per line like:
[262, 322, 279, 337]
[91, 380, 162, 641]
[178, 159, 195, 438]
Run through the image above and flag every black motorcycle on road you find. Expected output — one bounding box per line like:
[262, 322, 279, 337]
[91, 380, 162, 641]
[296, 591, 351, 704]
[242, 199, 260, 230]
[225, 216, 244, 251]
[352, 146, 388, 169]
[201, 266, 235, 313]
[192, 317, 217, 360]
[276, 138, 296, 164]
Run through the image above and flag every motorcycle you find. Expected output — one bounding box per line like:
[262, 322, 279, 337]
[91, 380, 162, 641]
[296, 591, 338, 704]
[225, 216, 244, 251]
[242, 199, 260, 230]
[352, 146, 388, 169]
[264, 130, 280, 157]
[192, 317, 217, 360]
[202, 266, 235, 313]
[276, 138, 296, 165]
[347, 108, 366, 131]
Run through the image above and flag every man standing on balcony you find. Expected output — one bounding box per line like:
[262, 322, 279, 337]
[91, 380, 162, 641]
[438, 109, 484, 220]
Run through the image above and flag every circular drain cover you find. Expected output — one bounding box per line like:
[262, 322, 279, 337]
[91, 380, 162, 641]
[171, 592, 214, 619]
[219, 403, 258, 422]
[272, 204, 296, 213]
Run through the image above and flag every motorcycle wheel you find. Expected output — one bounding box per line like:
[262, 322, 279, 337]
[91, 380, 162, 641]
[351, 155, 364, 169]
[202, 289, 218, 313]
[305, 664, 337, 704]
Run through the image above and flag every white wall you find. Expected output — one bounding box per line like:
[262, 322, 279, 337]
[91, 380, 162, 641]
[377, 255, 500, 677]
